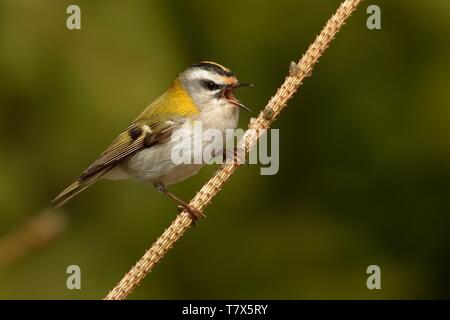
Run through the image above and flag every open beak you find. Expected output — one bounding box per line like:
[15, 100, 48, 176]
[224, 82, 253, 112]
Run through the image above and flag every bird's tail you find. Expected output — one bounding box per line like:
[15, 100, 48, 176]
[52, 167, 110, 208]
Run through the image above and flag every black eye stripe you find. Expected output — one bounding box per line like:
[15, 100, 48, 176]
[203, 80, 223, 91]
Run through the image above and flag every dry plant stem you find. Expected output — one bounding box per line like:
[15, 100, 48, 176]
[0, 210, 67, 268]
[105, 0, 363, 300]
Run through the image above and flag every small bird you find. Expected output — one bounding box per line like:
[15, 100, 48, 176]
[53, 61, 251, 221]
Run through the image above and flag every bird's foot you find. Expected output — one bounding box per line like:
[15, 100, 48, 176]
[177, 204, 205, 225]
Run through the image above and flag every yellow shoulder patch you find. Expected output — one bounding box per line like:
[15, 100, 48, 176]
[140, 79, 199, 121]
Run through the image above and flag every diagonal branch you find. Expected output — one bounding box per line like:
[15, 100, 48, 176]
[104, 0, 363, 300]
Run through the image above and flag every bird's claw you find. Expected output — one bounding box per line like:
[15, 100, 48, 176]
[177, 205, 205, 224]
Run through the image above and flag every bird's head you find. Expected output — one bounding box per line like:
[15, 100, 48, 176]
[178, 61, 251, 112]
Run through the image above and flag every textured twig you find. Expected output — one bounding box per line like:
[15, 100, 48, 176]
[105, 0, 362, 300]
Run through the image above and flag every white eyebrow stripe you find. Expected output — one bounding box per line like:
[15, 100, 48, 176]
[185, 69, 226, 84]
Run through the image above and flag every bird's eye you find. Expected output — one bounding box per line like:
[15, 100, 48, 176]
[203, 80, 221, 91]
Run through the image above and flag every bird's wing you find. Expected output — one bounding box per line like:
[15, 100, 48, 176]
[80, 120, 176, 179]
[53, 118, 180, 208]
[52, 80, 199, 208]
[81, 80, 199, 178]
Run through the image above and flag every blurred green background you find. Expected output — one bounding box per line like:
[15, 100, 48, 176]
[1, 0, 450, 299]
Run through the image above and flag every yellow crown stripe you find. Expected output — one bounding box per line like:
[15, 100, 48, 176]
[199, 61, 230, 73]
